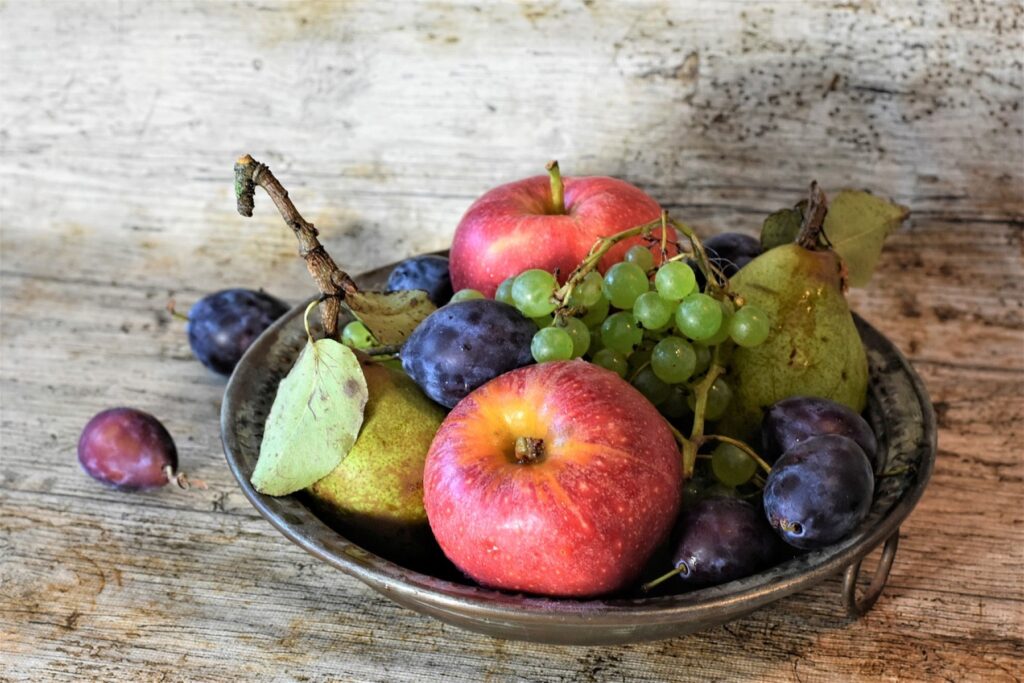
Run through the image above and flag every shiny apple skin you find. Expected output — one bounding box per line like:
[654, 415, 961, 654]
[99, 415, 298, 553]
[423, 360, 682, 597]
[449, 175, 664, 297]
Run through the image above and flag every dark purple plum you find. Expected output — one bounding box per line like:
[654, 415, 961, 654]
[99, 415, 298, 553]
[763, 435, 874, 549]
[690, 232, 762, 291]
[706, 232, 762, 276]
[670, 497, 786, 587]
[401, 299, 535, 408]
[386, 255, 453, 307]
[187, 288, 289, 376]
[78, 408, 177, 490]
[762, 396, 879, 469]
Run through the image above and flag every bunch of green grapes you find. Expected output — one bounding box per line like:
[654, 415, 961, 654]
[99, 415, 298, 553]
[479, 245, 770, 430]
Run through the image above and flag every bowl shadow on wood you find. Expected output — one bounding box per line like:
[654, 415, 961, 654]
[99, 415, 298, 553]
[221, 260, 935, 645]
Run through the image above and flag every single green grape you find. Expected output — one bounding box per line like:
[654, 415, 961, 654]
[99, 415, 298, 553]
[631, 366, 672, 406]
[651, 336, 697, 384]
[569, 271, 604, 308]
[659, 384, 693, 419]
[601, 262, 649, 310]
[600, 312, 643, 355]
[532, 314, 553, 329]
[494, 277, 516, 305]
[450, 288, 485, 303]
[579, 294, 610, 328]
[591, 348, 628, 378]
[675, 293, 723, 341]
[730, 304, 771, 347]
[587, 325, 605, 355]
[633, 291, 673, 330]
[688, 377, 732, 420]
[692, 344, 712, 375]
[341, 320, 376, 350]
[655, 261, 697, 301]
[711, 442, 758, 486]
[628, 341, 655, 373]
[703, 299, 734, 346]
[556, 316, 591, 357]
[531, 326, 574, 363]
[512, 269, 557, 317]
[624, 244, 655, 272]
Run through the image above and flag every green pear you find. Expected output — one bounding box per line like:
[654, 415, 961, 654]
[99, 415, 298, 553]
[305, 360, 446, 564]
[719, 242, 868, 442]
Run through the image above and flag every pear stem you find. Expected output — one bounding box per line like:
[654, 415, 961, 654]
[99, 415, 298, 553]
[546, 160, 566, 214]
[796, 181, 829, 250]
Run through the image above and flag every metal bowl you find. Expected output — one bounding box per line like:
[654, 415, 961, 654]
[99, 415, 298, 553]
[222, 260, 936, 645]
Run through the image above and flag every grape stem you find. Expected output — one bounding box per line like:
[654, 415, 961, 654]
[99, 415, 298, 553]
[689, 362, 723, 444]
[234, 154, 358, 339]
[665, 422, 699, 480]
[700, 434, 772, 475]
[669, 218, 728, 296]
[553, 217, 662, 316]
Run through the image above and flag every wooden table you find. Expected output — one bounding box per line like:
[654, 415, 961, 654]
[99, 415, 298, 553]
[2, 1, 1021, 680]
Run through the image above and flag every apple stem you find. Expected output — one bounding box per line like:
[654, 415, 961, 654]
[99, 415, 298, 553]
[513, 436, 545, 464]
[641, 562, 689, 592]
[545, 160, 566, 214]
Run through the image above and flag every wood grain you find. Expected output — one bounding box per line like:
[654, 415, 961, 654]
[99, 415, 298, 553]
[1, 0, 1021, 681]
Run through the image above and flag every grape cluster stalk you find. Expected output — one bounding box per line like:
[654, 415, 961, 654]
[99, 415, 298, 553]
[488, 213, 771, 485]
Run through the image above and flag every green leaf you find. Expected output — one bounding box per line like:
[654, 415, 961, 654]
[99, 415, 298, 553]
[824, 190, 909, 287]
[251, 338, 368, 496]
[345, 290, 436, 345]
[760, 207, 803, 251]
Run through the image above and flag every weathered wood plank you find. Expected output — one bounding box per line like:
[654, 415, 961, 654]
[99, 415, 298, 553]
[1, 0, 1021, 680]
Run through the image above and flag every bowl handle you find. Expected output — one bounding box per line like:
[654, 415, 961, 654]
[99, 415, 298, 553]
[842, 528, 900, 618]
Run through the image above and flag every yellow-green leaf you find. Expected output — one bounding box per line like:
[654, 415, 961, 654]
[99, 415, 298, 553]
[251, 338, 368, 496]
[345, 290, 436, 345]
[824, 190, 910, 287]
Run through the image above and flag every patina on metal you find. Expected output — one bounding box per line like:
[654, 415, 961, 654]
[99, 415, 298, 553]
[221, 260, 936, 645]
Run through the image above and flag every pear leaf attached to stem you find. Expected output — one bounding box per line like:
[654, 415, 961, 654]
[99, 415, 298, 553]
[345, 290, 436, 345]
[251, 301, 369, 496]
[823, 190, 910, 287]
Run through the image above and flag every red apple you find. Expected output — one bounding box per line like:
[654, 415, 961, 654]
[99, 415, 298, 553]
[423, 360, 682, 597]
[449, 163, 668, 297]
